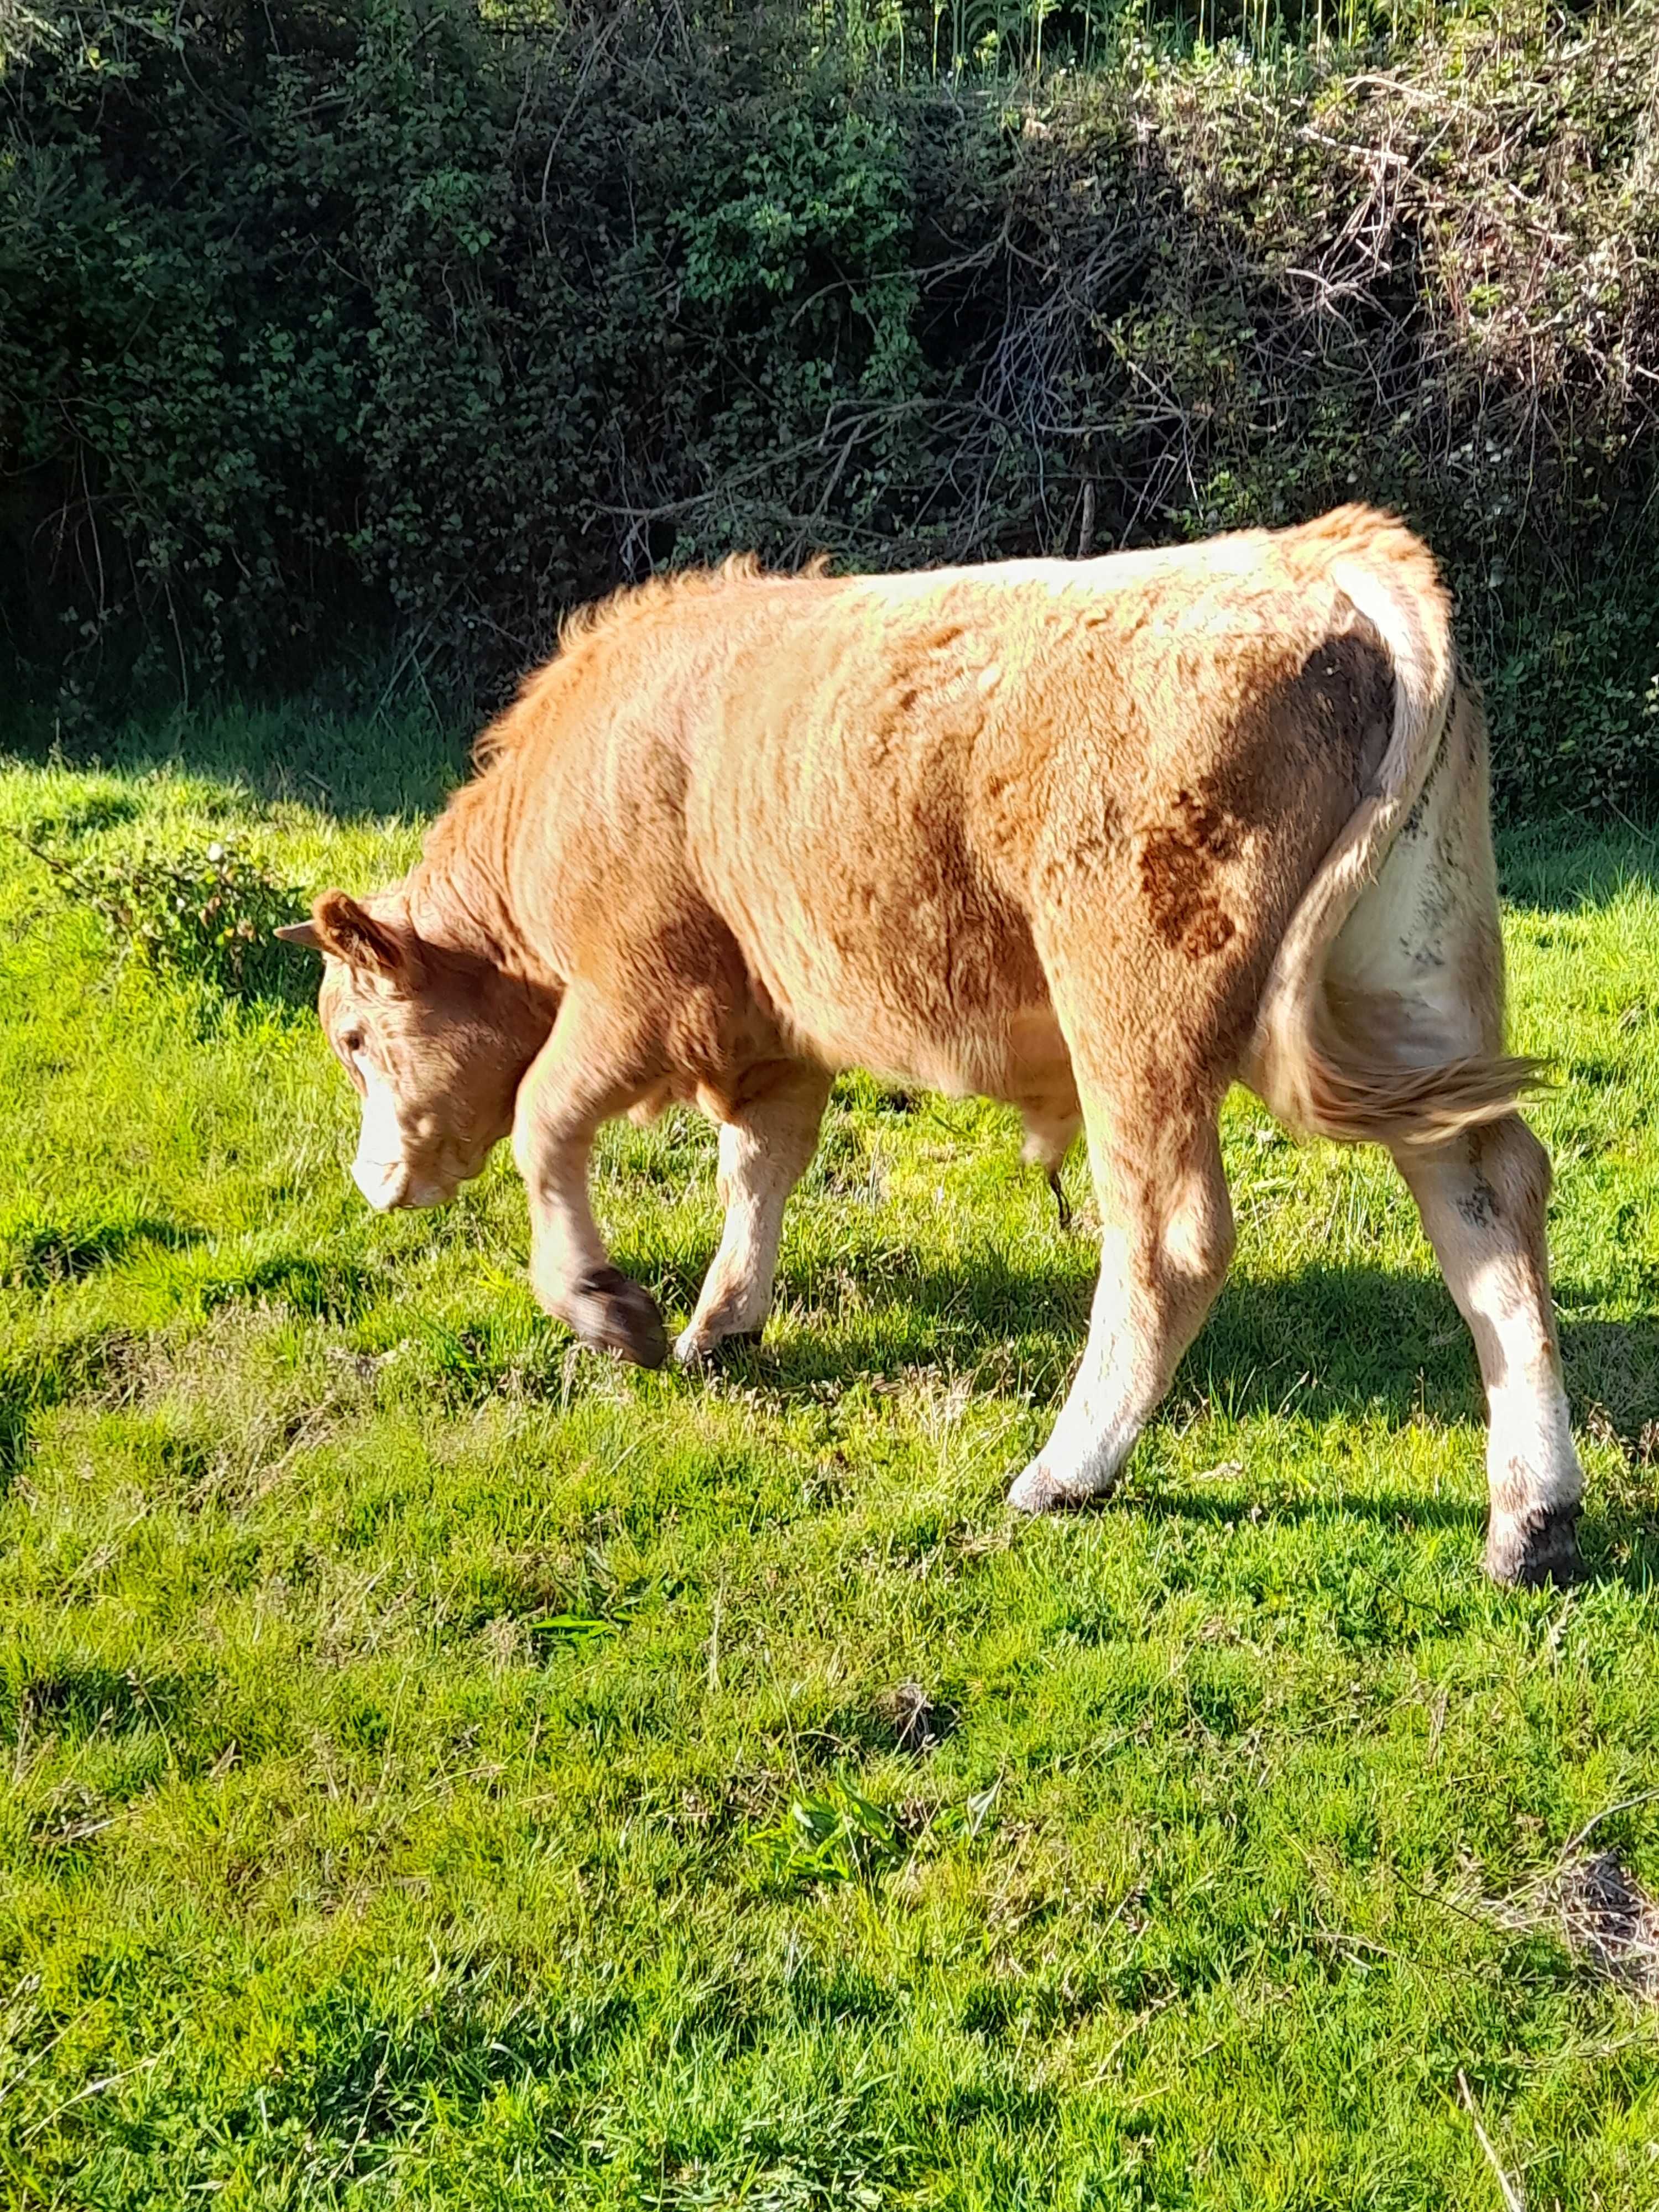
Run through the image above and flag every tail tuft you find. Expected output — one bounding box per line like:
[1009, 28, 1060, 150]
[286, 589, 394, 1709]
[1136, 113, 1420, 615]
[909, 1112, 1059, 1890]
[1295, 987, 1549, 1147]
[1247, 513, 1535, 1152]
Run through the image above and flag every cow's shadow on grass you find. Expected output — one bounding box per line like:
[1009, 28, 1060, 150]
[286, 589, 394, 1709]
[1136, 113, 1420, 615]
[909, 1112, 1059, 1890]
[664, 1243, 1657, 1582]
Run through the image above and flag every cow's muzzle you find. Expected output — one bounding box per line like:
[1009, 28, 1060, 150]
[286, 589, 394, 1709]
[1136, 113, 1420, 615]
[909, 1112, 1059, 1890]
[352, 1156, 453, 1211]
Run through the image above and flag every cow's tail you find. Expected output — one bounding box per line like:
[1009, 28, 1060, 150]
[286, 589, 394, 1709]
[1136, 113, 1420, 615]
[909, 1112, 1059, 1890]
[1248, 515, 1543, 1149]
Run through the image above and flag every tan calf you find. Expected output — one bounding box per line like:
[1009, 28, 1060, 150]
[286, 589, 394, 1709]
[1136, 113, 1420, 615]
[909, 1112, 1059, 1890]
[279, 507, 1583, 1583]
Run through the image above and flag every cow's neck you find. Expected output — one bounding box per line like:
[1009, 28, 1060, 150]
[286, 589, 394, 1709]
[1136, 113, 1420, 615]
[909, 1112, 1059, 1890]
[407, 784, 548, 991]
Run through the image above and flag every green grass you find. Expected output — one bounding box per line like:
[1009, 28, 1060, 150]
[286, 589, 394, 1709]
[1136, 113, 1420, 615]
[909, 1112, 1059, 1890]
[2, 705, 1657, 2209]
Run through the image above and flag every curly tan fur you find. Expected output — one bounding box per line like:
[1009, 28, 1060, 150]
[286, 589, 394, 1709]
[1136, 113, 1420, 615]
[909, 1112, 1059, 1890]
[286, 505, 1583, 1581]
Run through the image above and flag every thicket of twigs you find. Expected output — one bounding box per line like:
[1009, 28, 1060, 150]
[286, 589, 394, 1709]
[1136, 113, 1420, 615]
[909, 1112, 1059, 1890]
[3, 1, 1656, 811]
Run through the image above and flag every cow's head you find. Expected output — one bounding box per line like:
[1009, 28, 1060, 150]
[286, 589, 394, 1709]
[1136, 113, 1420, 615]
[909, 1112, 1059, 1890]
[278, 890, 554, 1211]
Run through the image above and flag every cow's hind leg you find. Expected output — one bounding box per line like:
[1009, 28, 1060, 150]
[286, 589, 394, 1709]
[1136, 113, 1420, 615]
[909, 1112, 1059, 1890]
[513, 988, 670, 1367]
[1010, 1071, 1235, 1512]
[1329, 688, 1582, 1580]
[1393, 1120, 1582, 1583]
[675, 1061, 832, 1364]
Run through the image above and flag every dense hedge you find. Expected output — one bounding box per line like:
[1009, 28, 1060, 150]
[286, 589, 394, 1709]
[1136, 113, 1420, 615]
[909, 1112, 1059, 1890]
[3, 0, 1657, 813]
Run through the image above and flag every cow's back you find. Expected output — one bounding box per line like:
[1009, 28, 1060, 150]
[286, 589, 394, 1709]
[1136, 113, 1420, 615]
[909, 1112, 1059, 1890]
[677, 541, 1372, 1090]
[474, 526, 1387, 1099]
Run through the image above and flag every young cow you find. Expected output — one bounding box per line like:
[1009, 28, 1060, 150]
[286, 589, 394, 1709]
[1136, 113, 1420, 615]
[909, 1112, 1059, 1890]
[279, 508, 1583, 1584]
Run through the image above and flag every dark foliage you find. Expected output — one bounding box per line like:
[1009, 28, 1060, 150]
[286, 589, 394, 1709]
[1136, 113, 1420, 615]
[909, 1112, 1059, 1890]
[2, 0, 1656, 813]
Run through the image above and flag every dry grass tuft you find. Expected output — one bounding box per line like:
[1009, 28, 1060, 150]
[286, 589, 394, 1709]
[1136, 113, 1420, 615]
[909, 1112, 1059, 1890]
[1489, 1844, 1659, 1999]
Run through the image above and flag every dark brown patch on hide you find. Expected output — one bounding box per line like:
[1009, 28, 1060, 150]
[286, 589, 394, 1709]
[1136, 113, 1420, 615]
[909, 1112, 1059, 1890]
[1137, 788, 1240, 959]
[1456, 1172, 1499, 1230]
[1296, 618, 1396, 795]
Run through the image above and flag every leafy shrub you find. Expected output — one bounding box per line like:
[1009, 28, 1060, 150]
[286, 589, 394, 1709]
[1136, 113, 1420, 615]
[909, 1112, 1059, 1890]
[2, 0, 1656, 815]
[26, 834, 307, 1005]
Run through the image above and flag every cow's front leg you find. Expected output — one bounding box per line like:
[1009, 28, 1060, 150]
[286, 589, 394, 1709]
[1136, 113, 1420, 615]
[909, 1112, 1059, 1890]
[513, 992, 669, 1367]
[1010, 1110, 1235, 1512]
[675, 1061, 832, 1364]
[1391, 1118, 1583, 1584]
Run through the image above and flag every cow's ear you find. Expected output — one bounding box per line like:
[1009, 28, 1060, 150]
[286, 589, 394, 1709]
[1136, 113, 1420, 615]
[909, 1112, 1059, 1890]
[306, 891, 420, 982]
[275, 919, 325, 951]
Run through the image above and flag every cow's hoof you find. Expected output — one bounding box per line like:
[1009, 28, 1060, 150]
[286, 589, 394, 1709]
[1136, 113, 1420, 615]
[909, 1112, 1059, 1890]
[1485, 1504, 1582, 1587]
[674, 1325, 764, 1368]
[568, 1268, 668, 1368]
[1008, 1459, 1089, 1515]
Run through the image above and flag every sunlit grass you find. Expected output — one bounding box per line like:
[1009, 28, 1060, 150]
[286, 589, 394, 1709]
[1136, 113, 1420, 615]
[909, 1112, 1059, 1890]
[1, 710, 1656, 2207]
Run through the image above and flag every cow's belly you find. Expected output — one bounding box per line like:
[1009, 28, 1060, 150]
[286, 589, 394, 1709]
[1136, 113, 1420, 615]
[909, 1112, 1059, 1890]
[778, 995, 1072, 1111]
[722, 894, 1074, 1124]
[684, 647, 1063, 1108]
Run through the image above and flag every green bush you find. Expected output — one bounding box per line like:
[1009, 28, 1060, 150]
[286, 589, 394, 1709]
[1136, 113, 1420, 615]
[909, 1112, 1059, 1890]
[2, 0, 1656, 815]
[21, 832, 307, 1005]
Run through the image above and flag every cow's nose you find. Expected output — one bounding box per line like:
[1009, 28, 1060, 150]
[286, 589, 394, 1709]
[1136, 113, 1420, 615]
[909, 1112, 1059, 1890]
[352, 1156, 411, 1212]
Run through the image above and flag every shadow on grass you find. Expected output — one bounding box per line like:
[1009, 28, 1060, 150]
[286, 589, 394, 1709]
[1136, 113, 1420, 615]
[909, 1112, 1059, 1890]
[1123, 1483, 1481, 1531]
[8, 789, 144, 840]
[0, 1327, 145, 1494]
[3, 1660, 192, 1744]
[7, 699, 467, 823]
[1123, 1482, 1656, 1589]
[691, 1249, 1466, 1419]
[3, 1214, 205, 1288]
[1495, 824, 1659, 911]
[690, 1245, 1651, 1435]
[655, 1245, 1655, 1581]
[0, 1394, 27, 1486]
[194, 1250, 380, 1323]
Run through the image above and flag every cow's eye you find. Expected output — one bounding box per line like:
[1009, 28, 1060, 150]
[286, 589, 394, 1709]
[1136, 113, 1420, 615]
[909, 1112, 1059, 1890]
[341, 1029, 364, 1055]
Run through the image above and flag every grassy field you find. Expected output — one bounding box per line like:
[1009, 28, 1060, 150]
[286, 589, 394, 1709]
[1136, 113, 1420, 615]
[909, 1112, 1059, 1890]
[2, 705, 1657, 2209]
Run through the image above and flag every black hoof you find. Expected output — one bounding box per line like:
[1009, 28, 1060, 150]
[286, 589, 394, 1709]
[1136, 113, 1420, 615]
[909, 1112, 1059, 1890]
[568, 1267, 668, 1369]
[1486, 1504, 1582, 1587]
